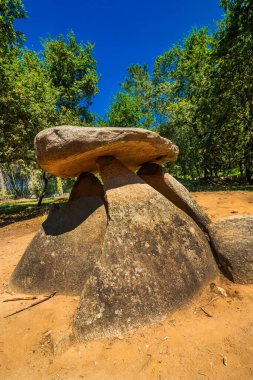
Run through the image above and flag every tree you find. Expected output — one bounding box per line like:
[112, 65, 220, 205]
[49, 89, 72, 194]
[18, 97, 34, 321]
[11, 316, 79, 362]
[0, 0, 26, 53]
[0, 50, 58, 164]
[0, 5, 100, 200]
[107, 92, 149, 128]
[107, 64, 156, 128]
[43, 32, 99, 123]
[56, 177, 63, 196]
[210, 0, 253, 183]
[158, 2, 253, 183]
[0, 0, 58, 165]
[0, 0, 103, 206]
[155, 28, 215, 178]
[0, 167, 7, 196]
[0, 33, 101, 164]
[111, 29, 215, 178]
[108, 1, 253, 184]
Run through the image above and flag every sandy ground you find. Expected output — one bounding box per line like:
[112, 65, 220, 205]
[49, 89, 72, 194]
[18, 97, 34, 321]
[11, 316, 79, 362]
[0, 191, 253, 380]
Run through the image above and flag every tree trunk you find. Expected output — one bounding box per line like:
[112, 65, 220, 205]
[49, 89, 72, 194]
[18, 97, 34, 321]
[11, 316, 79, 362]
[244, 141, 253, 185]
[56, 177, 63, 196]
[10, 168, 19, 198]
[204, 168, 209, 180]
[194, 164, 201, 179]
[239, 161, 244, 177]
[245, 163, 253, 185]
[0, 167, 7, 197]
[244, 96, 253, 184]
[20, 176, 24, 197]
[37, 172, 48, 207]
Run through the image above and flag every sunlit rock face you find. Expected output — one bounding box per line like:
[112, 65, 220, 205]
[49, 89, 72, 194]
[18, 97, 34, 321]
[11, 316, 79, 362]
[73, 157, 217, 340]
[137, 163, 211, 234]
[35, 126, 179, 178]
[210, 215, 253, 284]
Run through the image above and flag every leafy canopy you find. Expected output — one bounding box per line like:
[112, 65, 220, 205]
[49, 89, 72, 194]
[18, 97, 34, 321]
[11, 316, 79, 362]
[0, 0, 26, 52]
[0, 1, 100, 165]
[107, 1, 253, 183]
[43, 32, 99, 123]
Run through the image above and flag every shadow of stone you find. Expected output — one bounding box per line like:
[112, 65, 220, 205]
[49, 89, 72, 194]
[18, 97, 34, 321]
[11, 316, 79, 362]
[10, 173, 108, 295]
[43, 197, 103, 236]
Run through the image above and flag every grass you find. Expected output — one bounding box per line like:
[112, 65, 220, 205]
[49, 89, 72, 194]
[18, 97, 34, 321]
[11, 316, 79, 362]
[0, 197, 67, 227]
[180, 178, 253, 192]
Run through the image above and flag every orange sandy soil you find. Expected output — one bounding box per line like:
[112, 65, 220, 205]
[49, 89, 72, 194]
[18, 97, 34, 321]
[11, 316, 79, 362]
[0, 191, 253, 380]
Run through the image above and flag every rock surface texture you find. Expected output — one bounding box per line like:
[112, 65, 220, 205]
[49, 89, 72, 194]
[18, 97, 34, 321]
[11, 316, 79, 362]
[210, 215, 253, 284]
[10, 173, 108, 295]
[74, 157, 217, 340]
[35, 126, 179, 177]
[137, 163, 211, 233]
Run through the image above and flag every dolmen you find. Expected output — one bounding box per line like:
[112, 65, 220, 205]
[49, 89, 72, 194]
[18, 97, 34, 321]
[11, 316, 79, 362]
[10, 126, 252, 341]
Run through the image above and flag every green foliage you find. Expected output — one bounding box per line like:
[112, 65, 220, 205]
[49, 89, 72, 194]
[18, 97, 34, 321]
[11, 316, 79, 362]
[156, 28, 215, 178]
[107, 2, 253, 184]
[0, 2, 100, 202]
[0, 50, 58, 163]
[56, 177, 63, 196]
[0, 33, 100, 163]
[2, 161, 31, 196]
[0, 2, 100, 203]
[211, 0, 253, 183]
[107, 64, 156, 128]
[28, 169, 44, 198]
[0, 0, 26, 52]
[107, 92, 148, 128]
[43, 32, 99, 123]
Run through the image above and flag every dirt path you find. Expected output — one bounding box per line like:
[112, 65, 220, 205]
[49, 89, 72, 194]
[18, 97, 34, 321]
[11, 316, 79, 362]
[193, 191, 253, 221]
[0, 192, 253, 380]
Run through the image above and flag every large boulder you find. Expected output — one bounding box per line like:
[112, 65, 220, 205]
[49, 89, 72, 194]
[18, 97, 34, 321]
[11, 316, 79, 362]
[10, 173, 108, 295]
[35, 126, 179, 178]
[74, 157, 217, 340]
[137, 163, 211, 234]
[210, 215, 253, 284]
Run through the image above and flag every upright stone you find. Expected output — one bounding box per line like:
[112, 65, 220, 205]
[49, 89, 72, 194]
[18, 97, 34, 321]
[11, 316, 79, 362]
[138, 163, 211, 234]
[74, 157, 217, 340]
[10, 173, 107, 295]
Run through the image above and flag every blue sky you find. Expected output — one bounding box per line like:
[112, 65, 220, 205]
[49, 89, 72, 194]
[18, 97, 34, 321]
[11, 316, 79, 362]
[16, 0, 223, 117]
